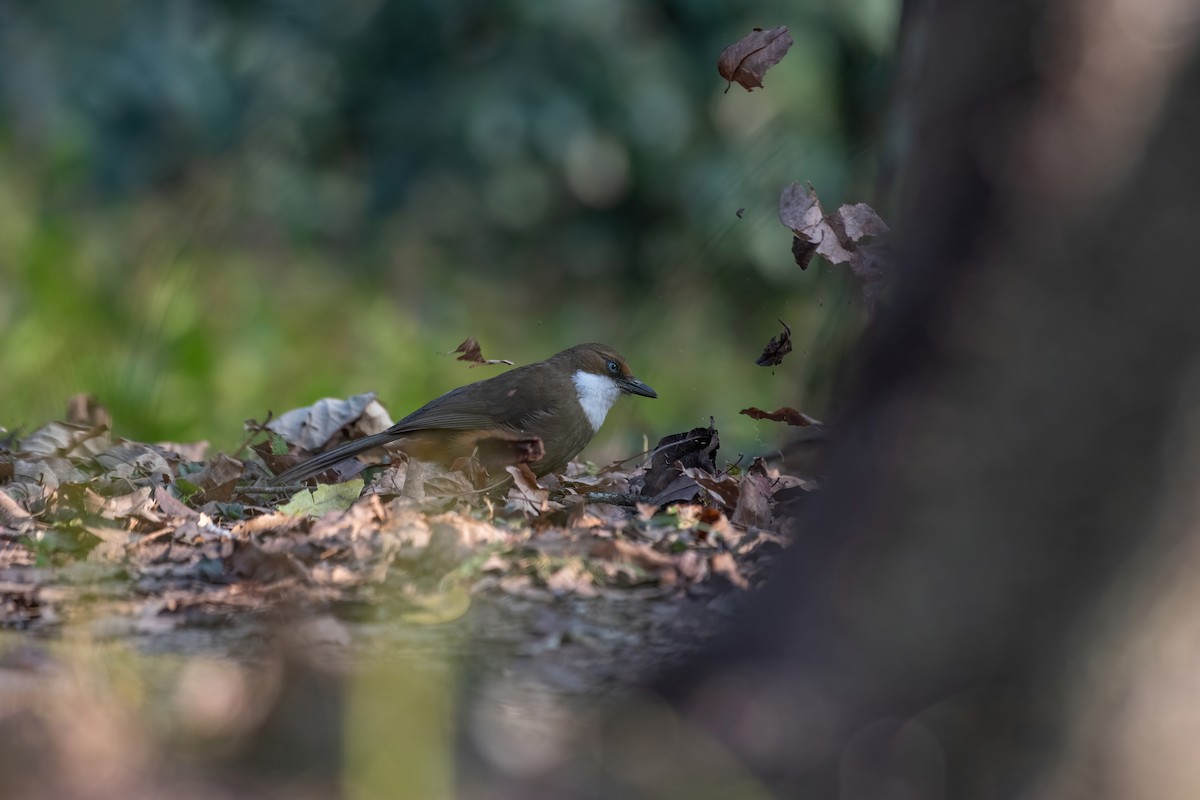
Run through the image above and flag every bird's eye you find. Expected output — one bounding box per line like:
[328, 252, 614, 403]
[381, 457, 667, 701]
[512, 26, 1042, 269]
[606, 360, 619, 374]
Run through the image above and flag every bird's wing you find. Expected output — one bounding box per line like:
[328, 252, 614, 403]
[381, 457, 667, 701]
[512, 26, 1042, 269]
[383, 364, 564, 435]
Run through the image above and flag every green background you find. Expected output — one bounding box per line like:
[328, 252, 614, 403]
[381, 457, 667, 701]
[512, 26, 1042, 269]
[0, 0, 896, 464]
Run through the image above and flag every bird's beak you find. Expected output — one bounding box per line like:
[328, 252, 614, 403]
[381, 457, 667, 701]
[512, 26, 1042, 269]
[619, 376, 658, 398]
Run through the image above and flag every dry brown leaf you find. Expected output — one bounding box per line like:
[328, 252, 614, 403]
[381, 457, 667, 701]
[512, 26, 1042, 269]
[739, 407, 823, 426]
[93, 444, 172, 481]
[231, 512, 308, 537]
[679, 466, 741, 512]
[756, 320, 793, 367]
[732, 470, 774, 530]
[192, 454, 244, 503]
[153, 486, 199, 521]
[450, 336, 514, 368]
[717, 26, 794, 93]
[555, 471, 632, 496]
[419, 464, 485, 507]
[506, 464, 552, 515]
[0, 491, 34, 532]
[709, 551, 750, 590]
[97, 487, 162, 524]
[18, 422, 110, 459]
[589, 539, 676, 571]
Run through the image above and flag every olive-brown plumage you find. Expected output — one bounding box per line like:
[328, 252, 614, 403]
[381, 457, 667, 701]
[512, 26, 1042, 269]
[271, 343, 656, 484]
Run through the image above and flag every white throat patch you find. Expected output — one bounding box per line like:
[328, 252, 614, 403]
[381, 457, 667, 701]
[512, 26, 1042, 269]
[572, 370, 622, 431]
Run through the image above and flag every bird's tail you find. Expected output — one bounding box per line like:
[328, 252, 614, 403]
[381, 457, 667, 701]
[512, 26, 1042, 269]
[270, 430, 398, 485]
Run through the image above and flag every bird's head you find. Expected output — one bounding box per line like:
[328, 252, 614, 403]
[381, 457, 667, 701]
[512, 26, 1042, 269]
[553, 343, 656, 431]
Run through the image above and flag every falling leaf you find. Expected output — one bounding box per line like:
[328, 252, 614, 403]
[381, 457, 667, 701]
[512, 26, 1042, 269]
[450, 337, 514, 368]
[778, 182, 893, 313]
[756, 321, 793, 366]
[717, 26, 794, 93]
[739, 407, 823, 426]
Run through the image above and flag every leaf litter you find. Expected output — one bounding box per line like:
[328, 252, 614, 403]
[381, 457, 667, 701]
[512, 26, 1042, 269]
[0, 396, 813, 651]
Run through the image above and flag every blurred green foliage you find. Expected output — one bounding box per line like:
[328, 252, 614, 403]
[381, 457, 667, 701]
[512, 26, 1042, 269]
[0, 0, 897, 462]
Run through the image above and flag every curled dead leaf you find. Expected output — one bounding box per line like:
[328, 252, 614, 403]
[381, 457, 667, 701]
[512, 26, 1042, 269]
[756, 320, 793, 367]
[717, 26, 794, 93]
[506, 464, 552, 515]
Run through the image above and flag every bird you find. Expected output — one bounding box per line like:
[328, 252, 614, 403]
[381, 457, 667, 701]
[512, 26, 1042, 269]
[271, 343, 657, 484]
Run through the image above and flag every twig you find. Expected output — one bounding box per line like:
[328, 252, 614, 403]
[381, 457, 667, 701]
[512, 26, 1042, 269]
[580, 492, 641, 507]
[239, 484, 308, 495]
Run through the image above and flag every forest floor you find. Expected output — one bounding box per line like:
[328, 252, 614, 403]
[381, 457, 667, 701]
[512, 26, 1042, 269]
[0, 398, 808, 797]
